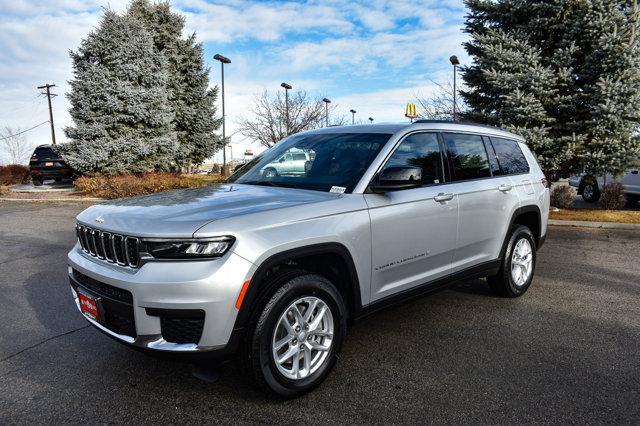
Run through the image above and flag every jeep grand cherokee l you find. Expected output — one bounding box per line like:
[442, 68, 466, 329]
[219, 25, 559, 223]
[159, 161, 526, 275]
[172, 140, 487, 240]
[68, 121, 550, 398]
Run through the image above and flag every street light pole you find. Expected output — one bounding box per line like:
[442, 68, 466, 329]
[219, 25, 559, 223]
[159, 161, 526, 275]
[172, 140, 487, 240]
[322, 98, 331, 127]
[214, 54, 231, 169]
[368, 117, 373, 124]
[350, 109, 356, 125]
[449, 55, 460, 121]
[281, 82, 292, 134]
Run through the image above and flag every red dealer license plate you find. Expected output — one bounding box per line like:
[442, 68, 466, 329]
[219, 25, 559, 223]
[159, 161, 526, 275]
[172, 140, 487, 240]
[79, 291, 100, 321]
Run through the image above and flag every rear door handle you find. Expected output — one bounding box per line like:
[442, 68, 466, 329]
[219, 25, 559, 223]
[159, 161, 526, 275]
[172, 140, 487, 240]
[498, 184, 513, 192]
[434, 192, 454, 202]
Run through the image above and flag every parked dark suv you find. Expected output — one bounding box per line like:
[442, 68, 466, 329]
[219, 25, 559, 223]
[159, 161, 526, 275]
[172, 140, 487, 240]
[29, 145, 75, 186]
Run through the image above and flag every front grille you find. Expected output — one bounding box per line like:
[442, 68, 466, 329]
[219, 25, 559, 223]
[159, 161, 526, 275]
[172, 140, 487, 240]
[146, 309, 205, 344]
[76, 224, 139, 268]
[73, 270, 133, 304]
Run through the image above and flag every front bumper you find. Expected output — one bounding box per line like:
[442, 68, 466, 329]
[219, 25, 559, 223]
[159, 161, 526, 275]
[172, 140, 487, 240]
[67, 245, 254, 356]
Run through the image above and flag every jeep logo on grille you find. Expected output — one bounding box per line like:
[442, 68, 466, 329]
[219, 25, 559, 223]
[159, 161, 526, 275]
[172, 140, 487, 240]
[95, 216, 105, 224]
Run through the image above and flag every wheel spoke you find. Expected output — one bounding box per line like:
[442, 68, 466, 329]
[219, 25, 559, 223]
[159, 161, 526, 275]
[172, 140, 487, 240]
[309, 306, 327, 331]
[274, 335, 293, 351]
[303, 345, 312, 373]
[304, 299, 318, 322]
[310, 330, 333, 338]
[308, 340, 331, 352]
[292, 350, 301, 378]
[277, 345, 298, 365]
[291, 304, 305, 327]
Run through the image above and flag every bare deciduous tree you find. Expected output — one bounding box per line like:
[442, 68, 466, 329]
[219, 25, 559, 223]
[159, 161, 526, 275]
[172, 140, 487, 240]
[414, 80, 466, 120]
[0, 126, 32, 165]
[237, 90, 341, 148]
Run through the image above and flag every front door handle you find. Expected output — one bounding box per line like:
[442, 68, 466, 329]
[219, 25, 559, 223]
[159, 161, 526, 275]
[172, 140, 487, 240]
[434, 192, 454, 202]
[498, 184, 513, 192]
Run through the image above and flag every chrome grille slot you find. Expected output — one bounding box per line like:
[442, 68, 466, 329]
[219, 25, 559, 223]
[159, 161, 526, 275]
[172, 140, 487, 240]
[93, 229, 105, 259]
[125, 237, 140, 268]
[81, 226, 91, 253]
[113, 234, 126, 265]
[87, 228, 97, 255]
[75, 224, 139, 268]
[102, 232, 114, 262]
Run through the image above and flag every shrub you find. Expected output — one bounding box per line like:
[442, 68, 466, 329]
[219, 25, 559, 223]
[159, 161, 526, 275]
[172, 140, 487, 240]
[550, 185, 575, 209]
[599, 182, 627, 210]
[0, 164, 30, 185]
[74, 172, 225, 199]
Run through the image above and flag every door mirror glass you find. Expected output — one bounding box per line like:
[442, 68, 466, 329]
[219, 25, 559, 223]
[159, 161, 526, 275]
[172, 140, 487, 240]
[370, 166, 422, 193]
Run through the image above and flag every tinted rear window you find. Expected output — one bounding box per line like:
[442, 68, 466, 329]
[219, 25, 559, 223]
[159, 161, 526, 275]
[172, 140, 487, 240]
[490, 138, 529, 174]
[33, 147, 58, 159]
[442, 133, 491, 181]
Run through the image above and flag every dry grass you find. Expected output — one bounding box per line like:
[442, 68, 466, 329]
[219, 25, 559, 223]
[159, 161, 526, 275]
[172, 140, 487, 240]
[550, 209, 640, 224]
[74, 172, 225, 199]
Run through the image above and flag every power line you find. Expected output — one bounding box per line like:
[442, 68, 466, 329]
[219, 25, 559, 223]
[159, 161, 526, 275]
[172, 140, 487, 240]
[0, 121, 50, 141]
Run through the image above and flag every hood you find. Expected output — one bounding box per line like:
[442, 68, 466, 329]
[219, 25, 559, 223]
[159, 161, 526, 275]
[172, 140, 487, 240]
[76, 184, 338, 238]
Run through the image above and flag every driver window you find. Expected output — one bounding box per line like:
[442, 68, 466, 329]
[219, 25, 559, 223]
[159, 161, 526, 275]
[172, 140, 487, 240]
[385, 132, 445, 185]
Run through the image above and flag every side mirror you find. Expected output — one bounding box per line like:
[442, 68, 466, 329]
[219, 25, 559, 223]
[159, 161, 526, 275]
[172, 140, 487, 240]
[369, 166, 422, 193]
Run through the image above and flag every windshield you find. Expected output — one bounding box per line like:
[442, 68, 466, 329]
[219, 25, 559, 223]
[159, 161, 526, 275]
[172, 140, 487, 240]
[228, 132, 392, 193]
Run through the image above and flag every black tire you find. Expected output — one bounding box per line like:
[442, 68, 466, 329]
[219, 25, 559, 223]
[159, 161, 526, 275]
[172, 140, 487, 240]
[242, 270, 347, 399]
[32, 177, 43, 186]
[487, 225, 537, 298]
[626, 194, 639, 207]
[580, 178, 600, 203]
[54, 177, 62, 182]
[263, 167, 278, 179]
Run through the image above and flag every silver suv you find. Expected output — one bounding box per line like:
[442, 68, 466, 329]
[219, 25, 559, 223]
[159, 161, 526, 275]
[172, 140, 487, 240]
[68, 121, 550, 398]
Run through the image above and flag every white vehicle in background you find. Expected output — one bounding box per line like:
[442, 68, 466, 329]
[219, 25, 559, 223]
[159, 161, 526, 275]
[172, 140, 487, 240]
[569, 166, 640, 204]
[261, 148, 312, 178]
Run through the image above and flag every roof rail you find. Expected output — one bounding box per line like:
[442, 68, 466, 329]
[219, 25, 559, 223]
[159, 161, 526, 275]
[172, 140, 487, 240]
[412, 119, 507, 132]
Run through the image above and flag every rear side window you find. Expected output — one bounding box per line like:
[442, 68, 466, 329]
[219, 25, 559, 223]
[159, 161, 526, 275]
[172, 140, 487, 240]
[385, 132, 444, 185]
[442, 133, 491, 181]
[490, 137, 530, 174]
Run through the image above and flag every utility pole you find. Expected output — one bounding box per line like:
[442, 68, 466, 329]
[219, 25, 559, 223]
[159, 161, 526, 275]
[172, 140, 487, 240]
[37, 83, 57, 145]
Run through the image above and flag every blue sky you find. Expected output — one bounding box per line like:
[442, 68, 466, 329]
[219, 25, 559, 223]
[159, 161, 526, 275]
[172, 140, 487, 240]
[0, 0, 468, 162]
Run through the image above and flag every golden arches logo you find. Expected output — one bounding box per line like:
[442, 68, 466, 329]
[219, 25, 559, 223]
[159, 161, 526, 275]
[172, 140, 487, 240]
[405, 103, 417, 118]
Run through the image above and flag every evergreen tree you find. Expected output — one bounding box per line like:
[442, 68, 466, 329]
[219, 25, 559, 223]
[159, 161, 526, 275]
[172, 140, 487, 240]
[461, 0, 640, 178]
[127, 0, 220, 167]
[62, 1, 219, 174]
[61, 10, 177, 174]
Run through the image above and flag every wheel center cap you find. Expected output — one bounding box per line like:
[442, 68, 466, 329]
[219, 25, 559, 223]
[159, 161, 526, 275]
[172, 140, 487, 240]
[298, 331, 306, 341]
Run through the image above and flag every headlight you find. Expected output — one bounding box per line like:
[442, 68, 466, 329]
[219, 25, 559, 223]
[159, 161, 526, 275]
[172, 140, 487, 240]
[144, 237, 235, 259]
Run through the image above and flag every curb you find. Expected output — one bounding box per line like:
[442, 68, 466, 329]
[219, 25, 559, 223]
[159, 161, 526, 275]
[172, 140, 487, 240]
[548, 219, 640, 230]
[0, 197, 103, 203]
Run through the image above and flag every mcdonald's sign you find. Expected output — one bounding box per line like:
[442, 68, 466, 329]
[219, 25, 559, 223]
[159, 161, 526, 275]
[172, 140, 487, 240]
[405, 102, 417, 118]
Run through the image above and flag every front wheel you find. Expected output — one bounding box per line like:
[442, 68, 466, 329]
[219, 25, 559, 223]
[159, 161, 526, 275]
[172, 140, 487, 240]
[243, 272, 347, 399]
[488, 225, 537, 298]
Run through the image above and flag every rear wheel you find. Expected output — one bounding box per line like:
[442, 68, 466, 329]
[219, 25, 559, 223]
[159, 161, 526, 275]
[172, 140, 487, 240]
[580, 178, 600, 203]
[242, 271, 347, 399]
[488, 225, 537, 298]
[32, 177, 43, 186]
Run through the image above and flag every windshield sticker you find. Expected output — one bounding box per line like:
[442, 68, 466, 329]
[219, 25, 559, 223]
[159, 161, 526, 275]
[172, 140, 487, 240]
[329, 186, 346, 194]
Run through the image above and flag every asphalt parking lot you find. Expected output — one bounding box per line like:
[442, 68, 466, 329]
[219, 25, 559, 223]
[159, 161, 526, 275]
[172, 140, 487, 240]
[1, 202, 639, 423]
